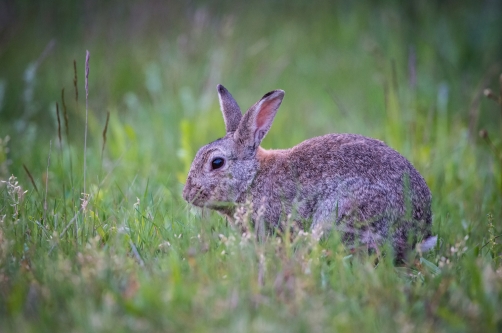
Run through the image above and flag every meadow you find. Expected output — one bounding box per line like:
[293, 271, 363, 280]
[0, 1, 501, 332]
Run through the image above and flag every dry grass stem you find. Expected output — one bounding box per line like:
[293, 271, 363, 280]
[101, 111, 110, 156]
[61, 87, 73, 188]
[22, 164, 39, 194]
[61, 88, 69, 138]
[56, 102, 62, 146]
[99, 111, 110, 179]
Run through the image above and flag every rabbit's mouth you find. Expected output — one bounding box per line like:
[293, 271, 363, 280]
[183, 185, 207, 207]
[183, 184, 235, 211]
[183, 182, 220, 208]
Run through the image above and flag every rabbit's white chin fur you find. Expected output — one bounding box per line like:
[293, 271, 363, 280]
[183, 84, 433, 261]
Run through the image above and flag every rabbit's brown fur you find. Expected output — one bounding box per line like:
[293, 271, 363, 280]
[183, 85, 432, 259]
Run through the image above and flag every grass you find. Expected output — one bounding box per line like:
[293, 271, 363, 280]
[1, 0, 502, 332]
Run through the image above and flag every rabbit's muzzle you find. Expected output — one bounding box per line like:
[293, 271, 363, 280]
[183, 177, 207, 207]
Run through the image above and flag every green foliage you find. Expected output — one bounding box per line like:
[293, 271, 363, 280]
[1, 0, 502, 332]
[0, 136, 10, 178]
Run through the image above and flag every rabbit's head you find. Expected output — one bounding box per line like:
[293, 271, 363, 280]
[182, 85, 284, 212]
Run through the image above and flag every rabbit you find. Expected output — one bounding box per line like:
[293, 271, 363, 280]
[183, 84, 434, 260]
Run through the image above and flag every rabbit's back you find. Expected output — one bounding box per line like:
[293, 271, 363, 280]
[291, 133, 426, 194]
[255, 133, 432, 256]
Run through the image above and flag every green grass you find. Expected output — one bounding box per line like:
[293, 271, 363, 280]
[1, 1, 502, 332]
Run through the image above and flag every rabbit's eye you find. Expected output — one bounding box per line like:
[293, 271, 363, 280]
[211, 157, 225, 170]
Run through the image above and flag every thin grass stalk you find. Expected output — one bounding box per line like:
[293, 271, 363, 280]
[56, 101, 65, 208]
[96, 111, 111, 206]
[73, 59, 81, 239]
[43, 141, 52, 225]
[61, 88, 73, 189]
[72, 62, 79, 213]
[22, 164, 39, 194]
[84, 51, 90, 196]
[499, 74, 502, 200]
[56, 102, 62, 147]
[62, 88, 69, 138]
[100, 111, 110, 176]
[56, 101, 67, 221]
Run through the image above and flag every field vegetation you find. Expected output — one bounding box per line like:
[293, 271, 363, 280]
[0, 1, 502, 332]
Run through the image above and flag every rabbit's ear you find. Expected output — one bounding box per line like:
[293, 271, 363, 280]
[217, 84, 242, 133]
[235, 90, 284, 151]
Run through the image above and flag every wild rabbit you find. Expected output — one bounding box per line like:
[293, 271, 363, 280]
[183, 85, 434, 259]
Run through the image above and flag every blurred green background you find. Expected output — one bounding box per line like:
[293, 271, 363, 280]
[1, 0, 501, 173]
[1, 1, 502, 332]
